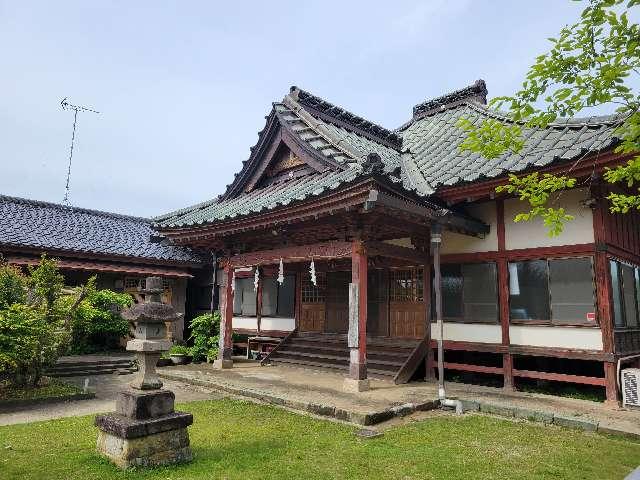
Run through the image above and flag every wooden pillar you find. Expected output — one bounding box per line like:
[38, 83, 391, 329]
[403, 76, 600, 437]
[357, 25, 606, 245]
[496, 199, 514, 391]
[345, 240, 369, 392]
[215, 265, 234, 369]
[592, 182, 620, 406]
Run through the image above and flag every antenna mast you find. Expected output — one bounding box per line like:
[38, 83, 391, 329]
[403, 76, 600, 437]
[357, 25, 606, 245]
[60, 98, 99, 205]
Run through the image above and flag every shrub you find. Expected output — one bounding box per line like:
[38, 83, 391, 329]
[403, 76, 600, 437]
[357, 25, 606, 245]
[67, 280, 132, 354]
[0, 263, 27, 309]
[169, 344, 191, 356]
[188, 312, 220, 362]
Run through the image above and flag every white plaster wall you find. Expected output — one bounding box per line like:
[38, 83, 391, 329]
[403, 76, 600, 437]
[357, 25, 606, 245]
[509, 325, 603, 350]
[261, 317, 295, 332]
[233, 316, 258, 330]
[430, 323, 502, 343]
[504, 188, 594, 250]
[441, 202, 498, 254]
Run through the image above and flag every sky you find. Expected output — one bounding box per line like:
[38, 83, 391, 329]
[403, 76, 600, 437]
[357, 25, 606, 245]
[0, 1, 599, 218]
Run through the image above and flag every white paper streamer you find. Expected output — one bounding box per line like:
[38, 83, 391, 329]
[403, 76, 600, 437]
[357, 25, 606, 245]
[309, 259, 317, 287]
[277, 258, 284, 285]
[254, 267, 260, 292]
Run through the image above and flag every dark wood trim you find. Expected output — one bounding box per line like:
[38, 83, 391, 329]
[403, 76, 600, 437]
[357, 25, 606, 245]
[512, 368, 606, 386]
[367, 241, 429, 263]
[441, 243, 596, 264]
[394, 335, 429, 384]
[219, 266, 234, 361]
[443, 362, 504, 375]
[495, 198, 513, 390]
[227, 241, 353, 267]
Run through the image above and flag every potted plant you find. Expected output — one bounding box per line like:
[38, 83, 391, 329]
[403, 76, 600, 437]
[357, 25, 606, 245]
[168, 344, 192, 365]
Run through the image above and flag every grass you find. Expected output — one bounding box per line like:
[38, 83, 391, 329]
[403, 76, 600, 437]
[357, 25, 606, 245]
[0, 378, 82, 401]
[1, 399, 639, 480]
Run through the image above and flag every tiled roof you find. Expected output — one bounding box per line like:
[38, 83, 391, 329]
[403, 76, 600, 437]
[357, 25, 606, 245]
[400, 101, 621, 188]
[156, 81, 622, 229]
[0, 195, 204, 264]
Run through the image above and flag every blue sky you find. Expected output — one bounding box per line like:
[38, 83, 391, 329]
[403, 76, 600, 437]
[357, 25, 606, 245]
[1, 1, 594, 217]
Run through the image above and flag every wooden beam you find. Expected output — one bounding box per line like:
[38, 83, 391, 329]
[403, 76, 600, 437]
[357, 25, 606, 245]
[512, 369, 606, 386]
[496, 199, 514, 391]
[216, 265, 234, 367]
[444, 362, 504, 375]
[394, 336, 429, 384]
[227, 241, 353, 267]
[348, 240, 368, 381]
[367, 241, 429, 263]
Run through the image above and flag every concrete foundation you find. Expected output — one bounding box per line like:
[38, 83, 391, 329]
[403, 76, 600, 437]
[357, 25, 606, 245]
[213, 359, 234, 369]
[343, 378, 370, 393]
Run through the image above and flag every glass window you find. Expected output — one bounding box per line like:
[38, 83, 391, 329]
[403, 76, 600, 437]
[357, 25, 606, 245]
[439, 263, 498, 323]
[509, 260, 550, 321]
[611, 261, 624, 327]
[390, 268, 424, 302]
[441, 264, 462, 319]
[610, 260, 640, 329]
[462, 263, 498, 323]
[261, 275, 295, 317]
[622, 264, 638, 328]
[549, 258, 595, 324]
[233, 277, 256, 316]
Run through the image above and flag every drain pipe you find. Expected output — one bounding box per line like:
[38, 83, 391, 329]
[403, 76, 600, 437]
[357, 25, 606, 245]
[431, 225, 463, 415]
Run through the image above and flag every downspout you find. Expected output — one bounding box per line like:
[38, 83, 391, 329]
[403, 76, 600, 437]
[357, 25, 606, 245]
[431, 224, 463, 414]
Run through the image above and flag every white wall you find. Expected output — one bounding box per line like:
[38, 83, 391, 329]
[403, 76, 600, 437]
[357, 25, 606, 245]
[430, 323, 502, 343]
[504, 188, 594, 250]
[510, 325, 603, 350]
[232, 316, 295, 332]
[442, 202, 498, 254]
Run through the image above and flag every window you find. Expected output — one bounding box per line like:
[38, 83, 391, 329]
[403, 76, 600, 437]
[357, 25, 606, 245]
[390, 268, 423, 302]
[610, 259, 640, 329]
[440, 263, 498, 323]
[509, 257, 595, 325]
[233, 277, 256, 316]
[262, 275, 295, 317]
[302, 272, 326, 303]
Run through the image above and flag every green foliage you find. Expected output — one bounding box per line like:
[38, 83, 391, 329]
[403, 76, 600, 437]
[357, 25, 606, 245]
[496, 173, 577, 236]
[188, 312, 220, 362]
[0, 263, 27, 309]
[169, 344, 191, 356]
[0, 304, 66, 387]
[459, 0, 640, 235]
[66, 279, 132, 354]
[27, 255, 65, 320]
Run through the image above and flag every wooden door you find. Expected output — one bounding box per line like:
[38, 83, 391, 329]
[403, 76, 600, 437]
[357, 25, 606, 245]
[325, 271, 349, 334]
[389, 268, 426, 339]
[299, 272, 326, 333]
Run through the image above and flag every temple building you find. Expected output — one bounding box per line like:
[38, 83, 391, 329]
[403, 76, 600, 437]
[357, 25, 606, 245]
[0, 195, 211, 339]
[151, 80, 637, 403]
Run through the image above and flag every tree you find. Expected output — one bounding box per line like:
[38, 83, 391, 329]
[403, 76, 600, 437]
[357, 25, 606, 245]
[459, 0, 640, 236]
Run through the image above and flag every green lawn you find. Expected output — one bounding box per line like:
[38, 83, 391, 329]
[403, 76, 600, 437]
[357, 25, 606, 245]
[0, 378, 82, 401]
[1, 400, 639, 480]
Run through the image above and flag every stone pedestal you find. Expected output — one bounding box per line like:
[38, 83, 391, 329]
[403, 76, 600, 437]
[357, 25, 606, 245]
[95, 390, 193, 468]
[213, 358, 234, 369]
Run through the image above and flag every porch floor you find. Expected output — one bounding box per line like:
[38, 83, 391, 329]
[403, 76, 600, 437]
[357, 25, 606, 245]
[158, 359, 640, 436]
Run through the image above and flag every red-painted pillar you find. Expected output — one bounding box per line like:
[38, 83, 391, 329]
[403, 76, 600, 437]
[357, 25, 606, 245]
[345, 240, 369, 392]
[215, 265, 234, 369]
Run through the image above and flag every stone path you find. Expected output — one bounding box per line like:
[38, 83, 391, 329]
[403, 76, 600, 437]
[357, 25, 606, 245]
[0, 374, 221, 426]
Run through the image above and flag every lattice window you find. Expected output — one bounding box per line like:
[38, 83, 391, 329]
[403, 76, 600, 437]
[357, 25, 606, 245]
[389, 268, 424, 302]
[123, 277, 171, 291]
[302, 272, 327, 303]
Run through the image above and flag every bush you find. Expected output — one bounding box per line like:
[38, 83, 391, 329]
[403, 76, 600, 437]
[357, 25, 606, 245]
[188, 312, 220, 362]
[169, 344, 191, 356]
[0, 263, 27, 309]
[67, 281, 132, 354]
[0, 304, 66, 386]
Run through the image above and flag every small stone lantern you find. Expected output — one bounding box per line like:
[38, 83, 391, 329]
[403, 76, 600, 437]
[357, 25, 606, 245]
[95, 277, 193, 469]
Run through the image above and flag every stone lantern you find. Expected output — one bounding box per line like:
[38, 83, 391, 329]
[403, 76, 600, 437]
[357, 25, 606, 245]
[95, 277, 193, 469]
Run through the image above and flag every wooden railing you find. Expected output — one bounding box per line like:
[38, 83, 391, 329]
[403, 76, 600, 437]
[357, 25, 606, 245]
[260, 329, 297, 366]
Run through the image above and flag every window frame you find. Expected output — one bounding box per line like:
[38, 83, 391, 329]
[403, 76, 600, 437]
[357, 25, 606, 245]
[609, 258, 640, 330]
[261, 275, 296, 318]
[508, 256, 597, 327]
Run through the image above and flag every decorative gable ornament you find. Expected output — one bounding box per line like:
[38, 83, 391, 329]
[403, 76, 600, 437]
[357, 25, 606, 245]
[362, 152, 384, 175]
[254, 267, 260, 292]
[277, 258, 284, 285]
[309, 259, 317, 287]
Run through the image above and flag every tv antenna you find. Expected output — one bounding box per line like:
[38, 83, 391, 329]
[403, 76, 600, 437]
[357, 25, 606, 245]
[60, 98, 100, 205]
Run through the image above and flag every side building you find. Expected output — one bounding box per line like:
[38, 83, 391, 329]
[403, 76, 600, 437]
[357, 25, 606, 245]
[0, 195, 212, 340]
